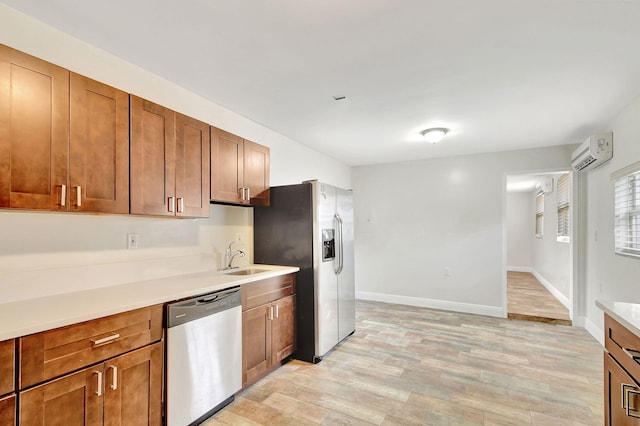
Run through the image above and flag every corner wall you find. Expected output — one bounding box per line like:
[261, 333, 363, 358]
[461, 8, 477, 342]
[352, 145, 575, 317]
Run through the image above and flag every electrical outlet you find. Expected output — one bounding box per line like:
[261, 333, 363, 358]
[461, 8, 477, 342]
[235, 233, 242, 243]
[127, 233, 139, 249]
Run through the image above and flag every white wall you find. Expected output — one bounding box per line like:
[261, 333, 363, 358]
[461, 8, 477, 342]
[352, 145, 575, 317]
[531, 183, 571, 304]
[506, 192, 533, 270]
[583, 95, 640, 339]
[0, 4, 350, 302]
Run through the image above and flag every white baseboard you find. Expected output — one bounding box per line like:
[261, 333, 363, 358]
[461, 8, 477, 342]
[584, 316, 604, 347]
[355, 291, 504, 318]
[507, 266, 533, 273]
[531, 269, 571, 311]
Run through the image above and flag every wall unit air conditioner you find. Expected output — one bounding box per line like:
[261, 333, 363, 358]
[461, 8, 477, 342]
[571, 132, 613, 172]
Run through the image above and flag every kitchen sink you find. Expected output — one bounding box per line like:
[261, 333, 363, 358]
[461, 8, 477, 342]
[225, 268, 268, 276]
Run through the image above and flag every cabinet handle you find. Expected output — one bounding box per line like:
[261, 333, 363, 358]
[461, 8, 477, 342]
[95, 371, 103, 396]
[624, 384, 640, 418]
[168, 196, 175, 213]
[274, 303, 279, 319]
[109, 365, 118, 390]
[60, 184, 66, 207]
[623, 347, 640, 363]
[91, 333, 120, 346]
[245, 188, 250, 201]
[239, 188, 245, 201]
[177, 197, 184, 213]
[268, 305, 274, 321]
[76, 186, 82, 207]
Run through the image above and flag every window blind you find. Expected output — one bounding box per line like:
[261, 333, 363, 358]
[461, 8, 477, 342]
[557, 173, 570, 240]
[535, 192, 544, 237]
[614, 169, 640, 257]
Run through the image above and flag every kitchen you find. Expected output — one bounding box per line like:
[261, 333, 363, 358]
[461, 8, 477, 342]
[1, 1, 640, 425]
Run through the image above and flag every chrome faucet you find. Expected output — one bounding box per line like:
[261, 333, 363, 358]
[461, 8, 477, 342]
[224, 242, 245, 270]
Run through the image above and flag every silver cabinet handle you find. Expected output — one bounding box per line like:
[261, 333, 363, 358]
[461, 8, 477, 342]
[91, 333, 120, 346]
[76, 186, 82, 207]
[95, 371, 103, 396]
[274, 303, 279, 319]
[239, 187, 245, 201]
[168, 196, 175, 213]
[268, 305, 274, 320]
[245, 188, 250, 201]
[109, 365, 118, 390]
[177, 197, 184, 213]
[623, 384, 640, 418]
[60, 184, 66, 206]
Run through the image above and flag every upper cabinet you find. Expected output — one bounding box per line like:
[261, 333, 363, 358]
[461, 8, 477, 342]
[130, 96, 209, 218]
[0, 46, 129, 214]
[0, 45, 69, 211]
[70, 73, 130, 214]
[210, 126, 269, 206]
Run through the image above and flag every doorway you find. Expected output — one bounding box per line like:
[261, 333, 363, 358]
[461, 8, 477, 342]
[505, 171, 573, 324]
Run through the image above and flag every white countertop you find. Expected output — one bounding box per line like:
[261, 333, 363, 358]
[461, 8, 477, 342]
[596, 300, 640, 339]
[0, 264, 298, 341]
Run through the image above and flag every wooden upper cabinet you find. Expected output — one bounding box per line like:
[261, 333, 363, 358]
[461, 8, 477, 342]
[69, 73, 129, 214]
[175, 113, 210, 218]
[210, 126, 270, 206]
[130, 95, 176, 216]
[210, 127, 243, 204]
[0, 45, 69, 211]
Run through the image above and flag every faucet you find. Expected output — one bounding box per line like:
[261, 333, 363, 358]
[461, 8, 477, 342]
[224, 242, 245, 270]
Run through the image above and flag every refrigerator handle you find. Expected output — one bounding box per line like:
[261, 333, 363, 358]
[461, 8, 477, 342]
[335, 214, 344, 275]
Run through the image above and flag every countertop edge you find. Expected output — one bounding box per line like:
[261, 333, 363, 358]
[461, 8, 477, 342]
[596, 299, 640, 340]
[0, 265, 299, 341]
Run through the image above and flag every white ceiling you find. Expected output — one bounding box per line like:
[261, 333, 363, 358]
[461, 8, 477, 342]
[5, 0, 640, 166]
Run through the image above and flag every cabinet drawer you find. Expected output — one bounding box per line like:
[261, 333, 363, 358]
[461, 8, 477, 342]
[0, 394, 15, 426]
[605, 314, 640, 382]
[0, 340, 14, 396]
[241, 274, 295, 311]
[19, 305, 163, 389]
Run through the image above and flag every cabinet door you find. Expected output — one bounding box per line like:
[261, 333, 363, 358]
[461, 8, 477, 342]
[605, 353, 640, 426]
[19, 367, 102, 425]
[0, 394, 15, 426]
[272, 295, 295, 362]
[130, 95, 176, 216]
[103, 342, 162, 426]
[243, 139, 270, 206]
[210, 127, 243, 204]
[0, 340, 14, 396]
[175, 113, 210, 218]
[242, 305, 272, 387]
[0, 45, 69, 210]
[69, 73, 129, 214]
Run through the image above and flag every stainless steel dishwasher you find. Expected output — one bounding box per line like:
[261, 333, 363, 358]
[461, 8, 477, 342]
[166, 286, 242, 426]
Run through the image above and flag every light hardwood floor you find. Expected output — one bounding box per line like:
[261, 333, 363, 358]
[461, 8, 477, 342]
[205, 300, 602, 426]
[507, 271, 571, 325]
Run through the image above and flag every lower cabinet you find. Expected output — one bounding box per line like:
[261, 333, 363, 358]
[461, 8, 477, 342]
[19, 342, 162, 426]
[241, 274, 296, 388]
[0, 394, 15, 426]
[605, 352, 640, 426]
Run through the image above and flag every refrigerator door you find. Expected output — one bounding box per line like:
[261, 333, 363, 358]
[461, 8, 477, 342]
[313, 182, 339, 358]
[336, 188, 356, 341]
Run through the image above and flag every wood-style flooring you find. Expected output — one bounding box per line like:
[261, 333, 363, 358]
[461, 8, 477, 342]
[205, 300, 602, 426]
[507, 271, 571, 325]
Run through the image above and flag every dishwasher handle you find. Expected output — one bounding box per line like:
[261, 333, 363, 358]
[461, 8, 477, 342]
[167, 286, 241, 328]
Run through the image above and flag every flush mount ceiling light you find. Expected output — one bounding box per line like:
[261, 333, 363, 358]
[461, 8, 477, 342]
[420, 128, 449, 144]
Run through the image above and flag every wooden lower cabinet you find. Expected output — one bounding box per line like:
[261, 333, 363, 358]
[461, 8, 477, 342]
[605, 353, 640, 425]
[0, 340, 14, 396]
[19, 342, 162, 426]
[0, 394, 15, 426]
[242, 295, 295, 387]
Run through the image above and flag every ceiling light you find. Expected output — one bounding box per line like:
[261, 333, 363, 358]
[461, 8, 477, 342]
[420, 128, 449, 144]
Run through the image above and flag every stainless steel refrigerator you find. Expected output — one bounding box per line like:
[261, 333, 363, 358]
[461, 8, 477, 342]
[253, 181, 355, 363]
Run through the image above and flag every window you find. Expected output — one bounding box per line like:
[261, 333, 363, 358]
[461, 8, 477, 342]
[557, 173, 570, 242]
[613, 163, 640, 257]
[535, 191, 544, 238]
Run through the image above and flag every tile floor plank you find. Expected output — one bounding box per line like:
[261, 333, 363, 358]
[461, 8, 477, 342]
[204, 301, 602, 425]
